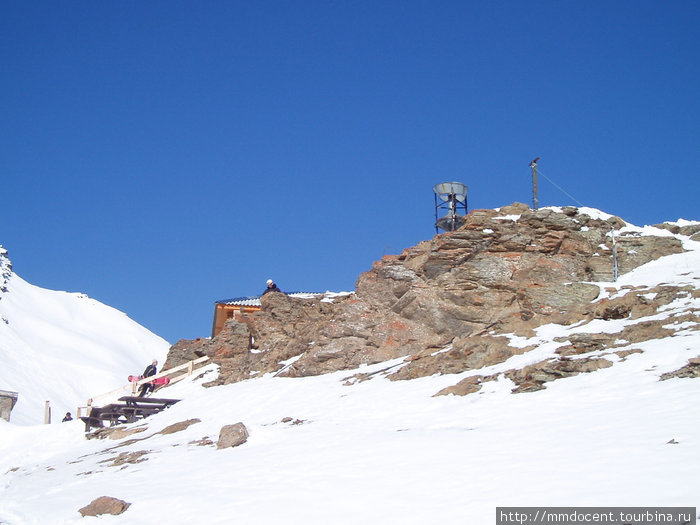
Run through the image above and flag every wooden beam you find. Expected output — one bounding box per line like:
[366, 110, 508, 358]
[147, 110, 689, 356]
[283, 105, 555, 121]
[86, 356, 209, 407]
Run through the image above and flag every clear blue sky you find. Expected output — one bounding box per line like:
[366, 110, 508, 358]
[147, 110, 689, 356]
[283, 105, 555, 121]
[2, 1, 698, 344]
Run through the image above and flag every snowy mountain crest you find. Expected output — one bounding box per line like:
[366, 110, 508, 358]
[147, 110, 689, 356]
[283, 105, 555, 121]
[0, 245, 11, 294]
[0, 246, 8, 324]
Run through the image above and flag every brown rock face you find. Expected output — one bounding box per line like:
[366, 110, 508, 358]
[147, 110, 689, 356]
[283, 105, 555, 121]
[162, 338, 209, 371]
[165, 204, 691, 389]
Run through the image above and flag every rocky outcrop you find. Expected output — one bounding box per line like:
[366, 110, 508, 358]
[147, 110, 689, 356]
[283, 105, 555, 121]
[653, 221, 700, 240]
[660, 357, 700, 381]
[388, 334, 525, 381]
[162, 338, 209, 371]
[506, 356, 614, 393]
[166, 204, 695, 392]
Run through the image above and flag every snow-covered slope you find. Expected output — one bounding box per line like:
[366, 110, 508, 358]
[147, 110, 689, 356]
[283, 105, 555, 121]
[0, 216, 698, 524]
[0, 246, 170, 425]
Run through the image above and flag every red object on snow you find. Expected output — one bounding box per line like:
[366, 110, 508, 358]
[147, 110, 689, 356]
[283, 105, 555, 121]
[128, 375, 170, 386]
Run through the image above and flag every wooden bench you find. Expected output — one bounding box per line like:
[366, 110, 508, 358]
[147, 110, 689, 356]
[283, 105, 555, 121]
[118, 396, 180, 406]
[81, 397, 180, 431]
[80, 415, 104, 430]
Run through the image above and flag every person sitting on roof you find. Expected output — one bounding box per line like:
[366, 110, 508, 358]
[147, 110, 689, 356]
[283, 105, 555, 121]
[262, 279, 282, 295]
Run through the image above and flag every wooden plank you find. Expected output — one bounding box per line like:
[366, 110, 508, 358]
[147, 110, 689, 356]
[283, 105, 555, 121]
[86, 356, 209, 407]
[148, 356, 210, 382]
[118, 396, 180, 405]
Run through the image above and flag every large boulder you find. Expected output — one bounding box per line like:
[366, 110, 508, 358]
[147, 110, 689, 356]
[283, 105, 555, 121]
[217, 422, 249, 449]
[78, 496, 131, 517]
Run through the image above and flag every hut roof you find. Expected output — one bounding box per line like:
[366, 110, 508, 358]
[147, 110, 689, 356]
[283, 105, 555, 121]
[216, 291, 352, 307]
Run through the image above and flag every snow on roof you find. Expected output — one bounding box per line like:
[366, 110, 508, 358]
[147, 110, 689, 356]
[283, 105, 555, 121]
[217, 296, 263, 307]
[217, 291, 352, 306]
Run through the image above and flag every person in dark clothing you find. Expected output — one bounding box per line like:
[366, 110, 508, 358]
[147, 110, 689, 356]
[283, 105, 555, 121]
[138, 359, 158, 397]
[62, 412, 73, 422]
[262, 279, 281, 295]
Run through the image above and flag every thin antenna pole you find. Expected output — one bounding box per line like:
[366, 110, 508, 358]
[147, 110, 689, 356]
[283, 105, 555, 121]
[434, 192, 439, 234]
[611, 228, 619, 282]
[529, 157, 540, 210]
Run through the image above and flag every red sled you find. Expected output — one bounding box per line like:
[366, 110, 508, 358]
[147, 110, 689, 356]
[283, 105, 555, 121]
[128, 375, 170, 386]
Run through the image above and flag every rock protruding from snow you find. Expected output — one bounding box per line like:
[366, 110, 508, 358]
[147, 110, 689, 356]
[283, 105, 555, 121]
[660, 357, 700, 381]
[217, 422, 249, 449]
[78, 496, 131, 517]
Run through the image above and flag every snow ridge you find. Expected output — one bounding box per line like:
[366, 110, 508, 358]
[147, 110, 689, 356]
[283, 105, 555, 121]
[0, 245, 11, 293]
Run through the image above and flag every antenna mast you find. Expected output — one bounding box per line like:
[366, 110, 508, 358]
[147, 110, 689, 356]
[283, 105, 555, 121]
[611, 228, 619, 282]
[529, 157, 540, 210]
